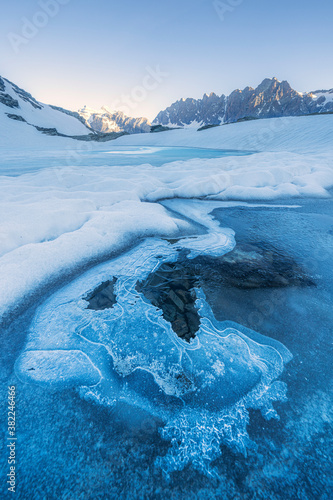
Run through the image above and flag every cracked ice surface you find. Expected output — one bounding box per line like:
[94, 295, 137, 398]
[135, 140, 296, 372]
[15, 202, 292, 475]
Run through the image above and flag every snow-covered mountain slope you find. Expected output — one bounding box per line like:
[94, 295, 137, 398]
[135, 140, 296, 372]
[0, 102, 91, 151]
[79, 106, 151, 134]
[0, 76, 131, 149]
[112, 114, 333, 154]
[0, 76, 92, 137]
[310, 89, 333, 104]
[154, 78, 333, 128]
[0, 112, 83, 150]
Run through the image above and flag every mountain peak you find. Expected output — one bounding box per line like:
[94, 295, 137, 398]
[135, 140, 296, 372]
[77, 106, 151, 134]
[101, 105, 115, 114]
[256, 77, 282, 92]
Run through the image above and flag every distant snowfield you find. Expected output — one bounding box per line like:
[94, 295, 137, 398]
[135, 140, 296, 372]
[0, 114, 333, 319]
[111, 114, 333, 154]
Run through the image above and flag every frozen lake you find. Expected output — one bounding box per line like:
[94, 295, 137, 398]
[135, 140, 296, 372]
[1, 191, 332, 499]
[0, 145, 253, 176]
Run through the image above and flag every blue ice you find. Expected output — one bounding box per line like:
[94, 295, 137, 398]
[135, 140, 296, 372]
[15, 224, 292, 475]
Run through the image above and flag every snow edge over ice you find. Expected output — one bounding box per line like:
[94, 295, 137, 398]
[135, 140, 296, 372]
[1, 149, 333, 320]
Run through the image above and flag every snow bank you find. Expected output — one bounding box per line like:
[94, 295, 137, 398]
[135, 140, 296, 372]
[111, 114, 333, 154]
[0, 197, 192, 319]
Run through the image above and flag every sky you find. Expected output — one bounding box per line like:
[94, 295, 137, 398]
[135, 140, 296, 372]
[0, 0, 332, 120]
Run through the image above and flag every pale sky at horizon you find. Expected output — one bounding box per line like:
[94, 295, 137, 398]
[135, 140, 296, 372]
[0, 0, 332, 120]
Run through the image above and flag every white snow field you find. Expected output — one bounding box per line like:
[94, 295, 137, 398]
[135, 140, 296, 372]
[0, 114, 332, 320]
[112, 114, 333, 154]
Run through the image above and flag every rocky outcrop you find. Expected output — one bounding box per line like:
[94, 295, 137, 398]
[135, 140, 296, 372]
[0, 77, 19, 108]
[34, 124, 127, 141]
[136, 261, 200, 342]
[154, 78, 333, 128]
[150, 124, 179, 133]
[6, 113, 26, 122]
[0, 93, 19, 108]
[6, 78, 43, 109]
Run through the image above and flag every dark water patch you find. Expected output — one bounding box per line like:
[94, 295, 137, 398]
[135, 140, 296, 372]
[136, 241, 313, 343]
[85, 278, 117, 310]
[193, 241, 315, 290]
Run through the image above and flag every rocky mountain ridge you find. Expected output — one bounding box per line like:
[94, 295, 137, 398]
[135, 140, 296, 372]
[153, 78, 333, 128]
